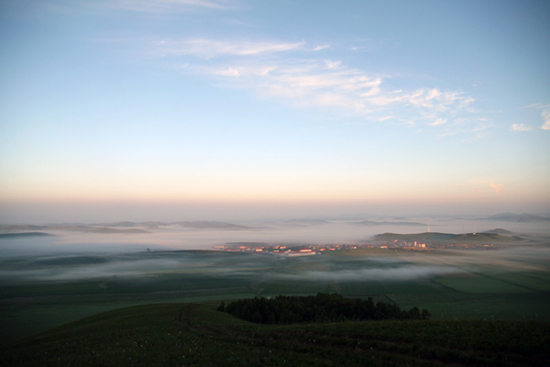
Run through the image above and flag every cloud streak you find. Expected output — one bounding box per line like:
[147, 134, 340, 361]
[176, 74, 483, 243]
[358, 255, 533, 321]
[428, 118, 447, 126]
[457, 179, 504, 194]
[489, 183, 503, 194]
[520, 103, 550, 130]
[511, 124, 533, 132]
[541, 109, 550, 130]
[158, 39, 305, 58]
[202, 59, 475, 124]
[107, 0, 232, 12]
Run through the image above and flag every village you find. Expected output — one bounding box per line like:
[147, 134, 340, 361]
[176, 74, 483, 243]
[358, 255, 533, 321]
[216, 240, 500, 255]
[216, 243, 351, 256]
[375, 239, 500, 250]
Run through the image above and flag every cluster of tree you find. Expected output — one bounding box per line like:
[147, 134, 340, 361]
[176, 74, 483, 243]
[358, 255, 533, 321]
[218, 293, 431, 324]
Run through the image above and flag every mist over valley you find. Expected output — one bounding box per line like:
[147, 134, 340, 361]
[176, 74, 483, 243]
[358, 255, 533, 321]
[2, 213, 549, 345]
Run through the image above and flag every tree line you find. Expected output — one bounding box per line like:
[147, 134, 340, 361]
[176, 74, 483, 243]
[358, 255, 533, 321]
[218, 293, 431, 324]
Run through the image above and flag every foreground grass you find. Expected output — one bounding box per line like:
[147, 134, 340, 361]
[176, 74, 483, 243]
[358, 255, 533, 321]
[1, 302, 549, 367]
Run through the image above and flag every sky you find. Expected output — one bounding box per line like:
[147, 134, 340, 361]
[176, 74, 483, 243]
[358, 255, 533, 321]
[1, 0, 549, 223]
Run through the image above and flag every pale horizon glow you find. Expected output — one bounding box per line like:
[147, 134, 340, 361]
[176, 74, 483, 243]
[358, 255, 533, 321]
[1, 0, 549, 223]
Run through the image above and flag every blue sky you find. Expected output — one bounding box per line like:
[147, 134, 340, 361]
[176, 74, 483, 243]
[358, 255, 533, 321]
[1, 0, 549, 222]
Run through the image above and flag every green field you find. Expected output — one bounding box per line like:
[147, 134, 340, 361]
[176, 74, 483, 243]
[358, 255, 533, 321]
[434, 276, 533, 294]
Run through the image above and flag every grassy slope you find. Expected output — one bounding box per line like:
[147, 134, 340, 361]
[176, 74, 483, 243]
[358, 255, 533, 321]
[1, 302, 549, 367]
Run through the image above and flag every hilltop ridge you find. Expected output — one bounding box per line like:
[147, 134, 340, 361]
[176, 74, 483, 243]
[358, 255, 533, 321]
[374, 231, 522, 243]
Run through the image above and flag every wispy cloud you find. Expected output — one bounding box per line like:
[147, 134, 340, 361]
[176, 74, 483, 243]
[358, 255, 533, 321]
[428, 118, 447, 126]
[520, 103, 549, 109]
[511, 124, 532, 132]
[108, 0, 232, 12]
[324, 60, 342, 69]
[157, 39, 305, 58]
[457, 179, 503, 194]
[313, 45, 330, 51]
[520, 103, 550, 130]
[201, 60, 475, 123]
[154, 37, 480, 133]
[541, 109, 550, 130]
[438, 119, 492, 139]
[489, 183, 503, 194]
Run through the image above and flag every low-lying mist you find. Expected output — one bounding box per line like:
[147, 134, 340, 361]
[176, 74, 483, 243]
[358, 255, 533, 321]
[2, 217, 549, 256]
[275, 265, 461, 282]
[1, 217, 549, 285]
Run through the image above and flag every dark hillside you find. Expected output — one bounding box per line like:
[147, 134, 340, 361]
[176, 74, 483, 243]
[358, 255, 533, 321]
[1, 302, 548, 367]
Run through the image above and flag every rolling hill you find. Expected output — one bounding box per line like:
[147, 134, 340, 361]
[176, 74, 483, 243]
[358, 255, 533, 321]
[354, 220, 425, 226]
[1, 302, 548, 367]
[0, 232, 53, 238]
[175, 221, 254, 230]
[374, 231, 522, 243]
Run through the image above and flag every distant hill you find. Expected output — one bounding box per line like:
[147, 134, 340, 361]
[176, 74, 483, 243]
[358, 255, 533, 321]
[483, 228, 516, 235]
[85, 227, 150, 234]
[226, 242, 269, 247]
[0, 232, 53, 239]
[42, 224, 94, 232]
[95, 221, 136, 227]
[374, 231, 522, 243]
[486, 213, 550, 222]
[0, 225, 46, 231]
[284, 219, 330, 226]
[175, 221, 253, 230]
[94, 221, 167, 228]
[354, 220, 425, 226]
[375, 232, 454, 242]
[3, 221, 258, 233]
[140, 221, 168, 228]
[8, 224, 150, 234]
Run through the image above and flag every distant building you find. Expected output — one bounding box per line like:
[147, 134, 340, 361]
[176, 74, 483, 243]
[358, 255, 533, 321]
[283, 251, 318, 257]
